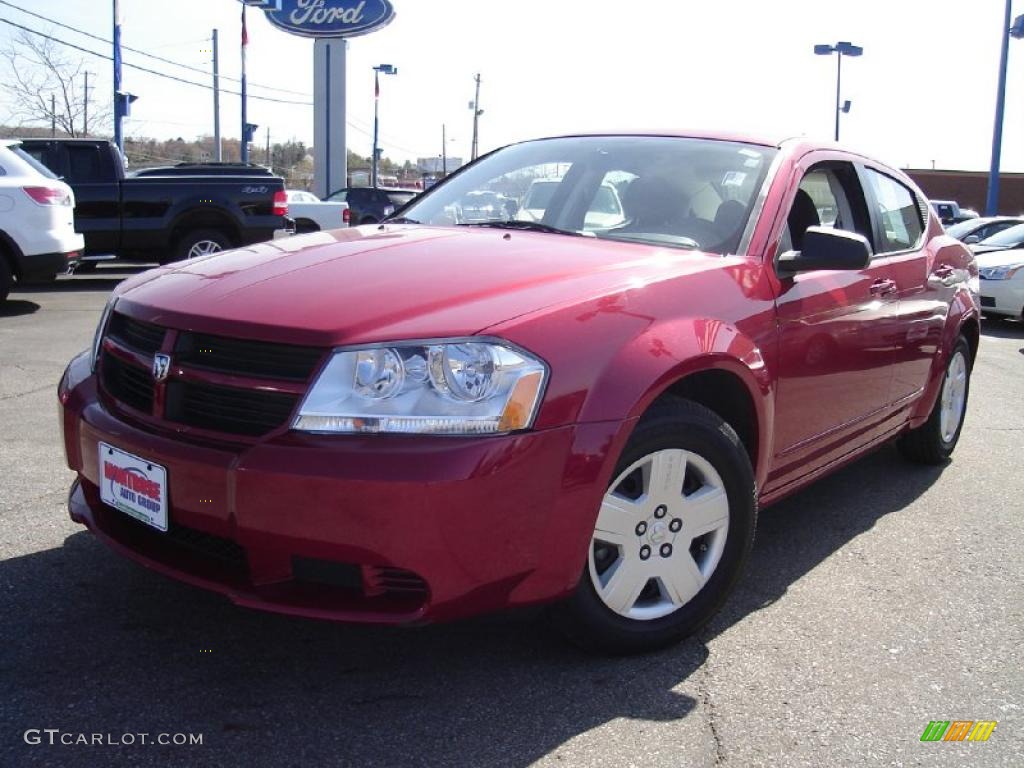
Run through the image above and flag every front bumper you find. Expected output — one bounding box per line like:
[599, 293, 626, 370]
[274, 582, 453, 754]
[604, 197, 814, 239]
[59, 351, 630, 624]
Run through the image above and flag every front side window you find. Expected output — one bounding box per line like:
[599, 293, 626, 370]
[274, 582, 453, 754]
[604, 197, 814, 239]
[780, 163, 871, 255]
[864, 168, 923, 252]
[398, 136, 777, 254]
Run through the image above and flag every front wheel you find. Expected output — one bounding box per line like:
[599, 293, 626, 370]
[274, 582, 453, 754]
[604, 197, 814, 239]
[897, 336, 972, 464]
[555, 398, 756, 655]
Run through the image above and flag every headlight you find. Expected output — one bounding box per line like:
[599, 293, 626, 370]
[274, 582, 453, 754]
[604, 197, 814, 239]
[979, 263, 1023, 280]
[293, 339, 547, 435]
[90, 296, 117, 372]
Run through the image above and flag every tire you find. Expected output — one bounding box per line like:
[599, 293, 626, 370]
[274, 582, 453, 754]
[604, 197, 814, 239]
[554, 397, 757, 655]
[0, 255, 12, 303]
[360, 217, 378, 226]
[897, 336, 972, 465]
[167, 229, 232, 264]
[72, 261, 99, 273]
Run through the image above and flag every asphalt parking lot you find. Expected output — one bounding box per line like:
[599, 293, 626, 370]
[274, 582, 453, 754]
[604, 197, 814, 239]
[1, 268, 1021, 768]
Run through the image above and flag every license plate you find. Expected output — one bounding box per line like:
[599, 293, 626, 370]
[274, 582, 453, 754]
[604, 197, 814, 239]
[98, 442, 168, 532]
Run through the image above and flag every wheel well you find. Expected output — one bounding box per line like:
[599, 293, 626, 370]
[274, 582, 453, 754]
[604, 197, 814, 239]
[960, 316, 980, 364]
[0, 230, 22, 279]
[659, 369, 759, 470]
[170, 209, 239, 246]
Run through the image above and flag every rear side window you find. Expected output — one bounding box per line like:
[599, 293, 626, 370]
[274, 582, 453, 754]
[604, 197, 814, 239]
[65, 145, 106, 183]
[387, 192, 414, 206]
[10, 146, 58, 179]
[864, 169, 923, 251]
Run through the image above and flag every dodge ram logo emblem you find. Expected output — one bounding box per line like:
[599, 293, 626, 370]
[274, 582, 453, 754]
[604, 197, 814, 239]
[152, 353, 171, 382]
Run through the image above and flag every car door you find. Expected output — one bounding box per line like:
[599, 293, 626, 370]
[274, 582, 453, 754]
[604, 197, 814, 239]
[768, 159, 900, 488]
[860, 166, 944, 404]
[62, 143, 121, 255]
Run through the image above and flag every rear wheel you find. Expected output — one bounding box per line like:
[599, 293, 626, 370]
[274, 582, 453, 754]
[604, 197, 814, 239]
[168, 229, 232, 264]
[898, 336, 972, 464]
[0, 255, 12, 302]
[555, 398, 756, 654]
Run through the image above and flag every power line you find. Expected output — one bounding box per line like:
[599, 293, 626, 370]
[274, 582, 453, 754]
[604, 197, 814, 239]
[0, 17, 313, 106]
[0, 0, 313, 98]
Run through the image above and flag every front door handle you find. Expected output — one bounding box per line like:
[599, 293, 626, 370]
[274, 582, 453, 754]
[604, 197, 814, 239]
[870, 278, 897, 297]
[929, 265, 958, 287]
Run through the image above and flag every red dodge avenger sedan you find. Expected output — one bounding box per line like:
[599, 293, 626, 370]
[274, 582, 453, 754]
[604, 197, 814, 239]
[59, 133, 979, 653]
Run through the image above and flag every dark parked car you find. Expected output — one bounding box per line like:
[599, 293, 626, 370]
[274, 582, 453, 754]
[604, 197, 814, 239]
[324, 186, 417, 224]
[60, 132, 979, 654]
[930, 199, 978, 226]
[944, 216, 1024, 244]
[20, 138, 289, 265]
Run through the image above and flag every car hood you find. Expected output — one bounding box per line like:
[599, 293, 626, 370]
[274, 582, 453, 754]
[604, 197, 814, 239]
[115, 225, 723, 347]
[974, 248, 1024, 268]
[970, 243, 1014, 255]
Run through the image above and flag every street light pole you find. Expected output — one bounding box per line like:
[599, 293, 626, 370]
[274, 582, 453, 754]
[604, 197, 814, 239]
[814, 41, 862, 142]
[985, 2, 1022, 216]
[371, 64, 397, 188]
[470, 73, 482, 161]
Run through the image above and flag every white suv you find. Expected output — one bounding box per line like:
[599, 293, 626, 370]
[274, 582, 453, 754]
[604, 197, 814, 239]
[0, 140, 84, 302]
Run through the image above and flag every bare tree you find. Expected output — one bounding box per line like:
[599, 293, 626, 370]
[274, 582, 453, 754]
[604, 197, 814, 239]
[0, 29, 108, 137]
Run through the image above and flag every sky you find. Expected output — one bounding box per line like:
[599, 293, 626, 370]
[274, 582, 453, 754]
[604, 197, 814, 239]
[0, 0, 1022, 172]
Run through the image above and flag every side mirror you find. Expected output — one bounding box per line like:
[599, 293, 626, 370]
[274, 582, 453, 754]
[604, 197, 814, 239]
[776, 226, 872, 276]
[963, 235, 981, 245]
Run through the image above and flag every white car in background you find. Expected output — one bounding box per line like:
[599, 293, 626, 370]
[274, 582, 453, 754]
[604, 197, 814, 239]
[516, 178, 626, 230]
[0, 140, 83, 302]
[977, 248, 1024, 320]
[286, 190, 350, 233]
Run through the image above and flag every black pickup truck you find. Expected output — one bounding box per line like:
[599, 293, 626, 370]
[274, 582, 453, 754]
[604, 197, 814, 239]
[20, 139, 289, 265]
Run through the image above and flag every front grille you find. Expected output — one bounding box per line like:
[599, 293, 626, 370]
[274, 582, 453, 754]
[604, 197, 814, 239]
[174, 332, 323, 382]
[101, 352, 154, 413]
[165, 380, 299, 437]
[99, 315, 323, 438]
[107, 312, 166, 356]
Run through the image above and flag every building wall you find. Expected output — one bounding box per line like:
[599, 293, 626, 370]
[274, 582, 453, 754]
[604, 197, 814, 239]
[904, 169, 1024, 216]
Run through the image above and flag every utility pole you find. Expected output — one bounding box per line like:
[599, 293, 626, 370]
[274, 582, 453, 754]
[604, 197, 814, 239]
[442, 123, 447, 176]
[212, 28, 221, 161]
[83, 71, 90, 136]
[986, 0, 1015, 215]
[50, 94, 55, 137]
[470, 73, 482, 161]
[240, 4, 249, 163]
[266, 127, 271, 167]
[112, 0, 123, 152]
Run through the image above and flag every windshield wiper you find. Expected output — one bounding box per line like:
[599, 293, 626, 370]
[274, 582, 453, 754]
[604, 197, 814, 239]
[457, 220, 581, 236]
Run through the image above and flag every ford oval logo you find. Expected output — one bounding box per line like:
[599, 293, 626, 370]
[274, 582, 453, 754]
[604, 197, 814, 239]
[265, 0, 396, 38]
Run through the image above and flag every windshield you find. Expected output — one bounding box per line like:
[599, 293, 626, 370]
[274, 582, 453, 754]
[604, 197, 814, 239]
[398, 136, 776, 254]
[979, 222, 1024, 247]
[944, 220, 981, 239]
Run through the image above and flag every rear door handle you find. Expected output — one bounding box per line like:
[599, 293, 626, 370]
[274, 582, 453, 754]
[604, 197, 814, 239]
[870, 278, 897, 297]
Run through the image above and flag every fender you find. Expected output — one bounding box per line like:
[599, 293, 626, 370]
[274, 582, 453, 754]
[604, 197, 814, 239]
[576, 316, 774, 487]
[0, 228, 26, 277]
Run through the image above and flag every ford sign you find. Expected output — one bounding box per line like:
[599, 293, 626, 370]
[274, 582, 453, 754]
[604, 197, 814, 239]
[265, 0, 396, 38]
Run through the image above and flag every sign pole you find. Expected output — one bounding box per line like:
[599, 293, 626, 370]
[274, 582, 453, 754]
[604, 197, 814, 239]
[112, 0, 123, 154]
[240, 4, 249, 163]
